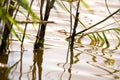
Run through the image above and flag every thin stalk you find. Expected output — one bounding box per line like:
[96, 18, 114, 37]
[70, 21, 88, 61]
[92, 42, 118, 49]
[0, 0, 16, 53]
[70, 0, 80, 51]
[103, 32, 110, 48]
[95, 20, 120, 31]
[34, 0, 55, 49]
[105, 0, 120, 26]
[40, 0, 44, 20]
[16, 21, 54, 24]
[36, 0, 45, 41]
[21, 0, 34, 47]
[66, 2, 73, 62]
[80, 28, 119, 37]
[74, 8, 120, 37]
[60, 1, 87, 28]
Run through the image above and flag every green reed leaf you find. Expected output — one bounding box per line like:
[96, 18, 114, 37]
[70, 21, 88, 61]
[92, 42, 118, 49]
[0, 7, 7, 18]
[6, 14, 22, 42]
[17, 0, 41, 21]
[114, 28, 120, 32]
[87, 34, 95, 45]
[81, 0, 91, 11]
[0, 0, 4, 2]
[74, 9, 120, 36]
[102, 32, 110, 48]
[11, 28, 21, 42]
[96, 33, 104, 47]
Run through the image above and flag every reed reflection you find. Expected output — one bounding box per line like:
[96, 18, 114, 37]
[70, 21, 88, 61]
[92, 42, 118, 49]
[33, 48, 44, 80]
[68, 50, 74, 80]
[19, 48, 23, 80]
[0, 52, 9, 80]
[59, 45, 79, 80]
[75, 45, 120, 80]
[0, 51, 21, 80]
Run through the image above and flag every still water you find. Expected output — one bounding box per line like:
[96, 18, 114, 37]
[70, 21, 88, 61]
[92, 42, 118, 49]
[0, 0, 120, 80]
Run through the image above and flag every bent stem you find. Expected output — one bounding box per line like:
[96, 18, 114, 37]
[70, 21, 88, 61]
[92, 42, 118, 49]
[74, 8, 120, 37]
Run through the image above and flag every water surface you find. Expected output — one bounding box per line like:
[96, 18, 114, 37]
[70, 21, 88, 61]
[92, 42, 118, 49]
[0, 0, 120, 80]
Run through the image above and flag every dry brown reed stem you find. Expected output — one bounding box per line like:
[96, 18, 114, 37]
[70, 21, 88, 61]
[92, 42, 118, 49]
[70, 0, 80, 52]
[66, 8, 120, 39]
[0, 0, 16, 53]
[34, 0, 55, 49]
[16, 21, 54, 24]
[21, 0, 34, 47]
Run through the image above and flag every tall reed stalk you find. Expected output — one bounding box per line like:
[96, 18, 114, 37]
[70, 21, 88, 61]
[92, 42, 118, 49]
[0, 0, 16, 53]
[34, 0, 55, 49]
[70, 0, 80, 52]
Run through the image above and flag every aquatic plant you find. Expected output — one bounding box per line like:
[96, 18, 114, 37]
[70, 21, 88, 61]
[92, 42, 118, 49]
[0, 0, 41, 53]
[0, 0, 119, 54]
[34, 0, 55, 49]
[64, 0, 120, 49]
[0, 0, 17, 53]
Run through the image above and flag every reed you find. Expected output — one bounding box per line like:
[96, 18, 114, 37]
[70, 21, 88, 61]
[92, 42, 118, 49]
[0, 0, 119, 53]
[0, 0, 16, 53]
[34, 0, 55, 49]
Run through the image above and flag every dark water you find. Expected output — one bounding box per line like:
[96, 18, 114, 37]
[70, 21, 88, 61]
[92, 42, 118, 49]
[0, 0, 120, 80]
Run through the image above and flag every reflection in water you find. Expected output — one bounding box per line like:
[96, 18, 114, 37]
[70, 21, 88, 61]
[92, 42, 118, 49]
[5, 41, 119, 80]
[68, 50, 75, 80]
[32, 54, 36, 80]
[7, 47, 44, 80]
[74, 45, 120, 79]
[0, 53, 9, 80]
[56, 41, 120, 80]
[0, 0, 120, 79]
[33, 48, 44, 80]
[104, 58, 115, 66]
[92, 56, 97, 62]
[59, 47, 81, 80]
[19, 48, 23, 80]
[87, 61, 120, 80]
[114, 37, 120, 50]
[58, 51, 74, 80]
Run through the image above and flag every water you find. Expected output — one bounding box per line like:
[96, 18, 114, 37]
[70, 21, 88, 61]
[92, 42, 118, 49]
[0, 0, 120, 80]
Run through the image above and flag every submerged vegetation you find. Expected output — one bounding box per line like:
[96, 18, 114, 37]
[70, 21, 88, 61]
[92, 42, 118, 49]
[0, 0, 120, 80]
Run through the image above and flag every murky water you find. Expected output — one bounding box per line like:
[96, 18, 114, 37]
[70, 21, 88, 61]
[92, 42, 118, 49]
[0, 0, 120, 80]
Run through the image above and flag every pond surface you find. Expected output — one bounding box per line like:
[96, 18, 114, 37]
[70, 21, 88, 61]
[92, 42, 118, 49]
[0, 0, 120, 80]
